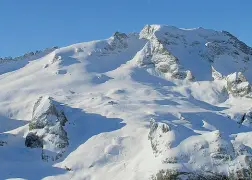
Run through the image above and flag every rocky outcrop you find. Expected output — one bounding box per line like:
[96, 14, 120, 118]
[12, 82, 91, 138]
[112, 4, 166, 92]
[106, 32, 128, 51]
[238, 109, 252, 127]
[244, 109, 252, 126]
[148, 120, 172, 155]
[25, 96, 68, 161]
[226, 72, 251, 97]
[203, 30, 252, 64]
[222, 31, 252, 56]
[148, 122, 252, 179]
[92, 31, 131, 57]
[151, 169, 229, 180]
[212, 66, 223, 80]
[29, 96, 67, 130]
[228, 155, 252, 180]
[0, 47, 58, 64]
[0, 141, 7, 146]
[113, 32, 128, 41]
[137, 25, 194, 80]
[25, 132, 43, 148]
[136, 25, 252, 82]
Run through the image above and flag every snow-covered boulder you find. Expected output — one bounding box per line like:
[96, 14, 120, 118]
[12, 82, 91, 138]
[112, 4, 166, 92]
[29, 96, 67, 130]
[229, 156, 252, 180]
[148, 119, 172, 155]
[150, 128, 252, 179]
[226, 72, 251, 97]
[25, 96, 68, 161]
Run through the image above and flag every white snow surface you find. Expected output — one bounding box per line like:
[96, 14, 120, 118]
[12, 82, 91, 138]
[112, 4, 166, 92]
[0, 25, 252, 180]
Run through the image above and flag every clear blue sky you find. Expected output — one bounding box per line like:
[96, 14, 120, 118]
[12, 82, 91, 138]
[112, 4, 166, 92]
[1, 0, 251, 57]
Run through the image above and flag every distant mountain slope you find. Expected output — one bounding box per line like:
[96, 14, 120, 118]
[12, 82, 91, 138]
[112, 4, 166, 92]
[0, 47, 58, 75]
[0, 25, 252, 180]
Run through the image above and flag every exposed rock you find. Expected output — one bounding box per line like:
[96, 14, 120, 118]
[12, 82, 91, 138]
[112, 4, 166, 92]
[107, 32, 128, 51]
[136, 25, 199, 81]
[30, 96, 67, 130]
[50, 55, 62, 64]
[148, 119, 172, 155]
[244, 109, 252, 125]
[238, 109, 252, 127]
[0, 141, 7, 146]
[65, 166, 72, 171]
[138, 25, 252, 82]
[25, 96, 68, 161]
[136, 39, 192, 80]
[107, 101, 118, 105]
[232, 142, 252, 157]
[229, 155, 252, 180]
[226, 72, 251, 97]
[222, 31, 252, 56]
[140, 24, 162, 40]
[0, 47, 58, 64]
[212, 66, 223, 80]
[25, 132, 43, 148]
[149, 124, 252, 179]
[205, 40, 230, 59]
[151, 169, 229, 180]
[113, 32, 128, 40]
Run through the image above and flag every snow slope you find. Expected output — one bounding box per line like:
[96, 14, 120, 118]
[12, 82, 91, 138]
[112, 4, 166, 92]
[0, 25, 252, 180]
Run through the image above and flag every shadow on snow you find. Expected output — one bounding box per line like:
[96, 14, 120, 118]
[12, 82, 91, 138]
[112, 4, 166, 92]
[0, 104, 125, 179]
[62, 106, 126, 159]
[0, 115, 27, 133]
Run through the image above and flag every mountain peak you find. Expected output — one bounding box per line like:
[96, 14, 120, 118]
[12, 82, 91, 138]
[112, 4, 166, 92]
[1, 24, 252, 180]
[113, 31, 128, 40]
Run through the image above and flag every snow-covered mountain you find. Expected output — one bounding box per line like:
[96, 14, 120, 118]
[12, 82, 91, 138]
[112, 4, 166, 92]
[1, 24, 252, 180]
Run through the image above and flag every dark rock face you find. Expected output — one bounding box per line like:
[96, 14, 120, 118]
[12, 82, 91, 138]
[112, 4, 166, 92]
[229, 156, 252, 180]
[0, 141, 7, 146]
[245, 109, 252, 125]
[113, 32, 128, 40]
[238, 109, 252, 127]
[25, 132, 43, 148]
[222, 31, 252, 56]
[110, 32, 128, 50]
[25, 96, 68, 161]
